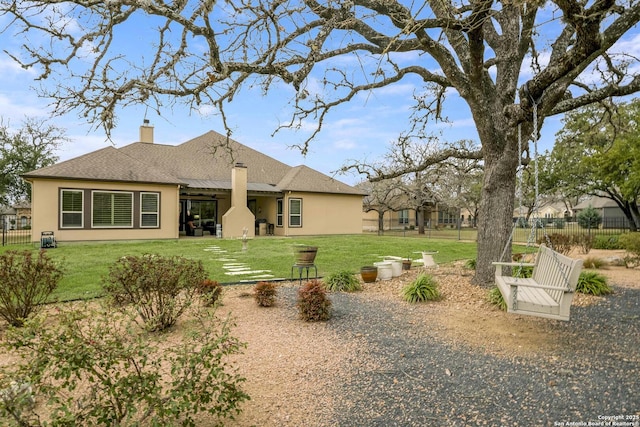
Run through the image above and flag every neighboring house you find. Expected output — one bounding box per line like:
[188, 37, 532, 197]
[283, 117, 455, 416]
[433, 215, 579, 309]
[22, 124, 366, 243]
[362, 205, 474, 232]
[538, 201, 567, 221]
[358, 180, 479, 232]
[0, 202, 31, 230]
[0, 205, 17, 231]
[573, 195, 633, 229]
[513, 201, 572, 223]
[13, 201, 31, 229]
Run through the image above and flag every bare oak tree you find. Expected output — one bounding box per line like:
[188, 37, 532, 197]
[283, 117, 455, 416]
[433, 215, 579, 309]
[359, 178, 405, 235]
[2, 0, 639, 284]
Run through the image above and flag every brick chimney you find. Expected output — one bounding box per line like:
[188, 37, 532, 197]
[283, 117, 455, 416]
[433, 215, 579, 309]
[139, 119, 154, 143]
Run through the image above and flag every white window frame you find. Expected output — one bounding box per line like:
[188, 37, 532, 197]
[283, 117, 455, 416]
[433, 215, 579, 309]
[288, 198, 302, 228]
[399, 209, 409, 224]
[91, 190, 134, 228]
[60, 189, 84, 229]
[140, 192, 160, 228]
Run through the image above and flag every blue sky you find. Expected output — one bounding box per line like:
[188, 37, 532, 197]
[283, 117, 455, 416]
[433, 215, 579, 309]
[0, 7, 638, 186]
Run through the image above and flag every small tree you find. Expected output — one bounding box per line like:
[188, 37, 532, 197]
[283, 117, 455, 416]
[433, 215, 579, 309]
[358, 178, 404, 235]
[0, 250, 63, 327]
[577, 206, 602, 231]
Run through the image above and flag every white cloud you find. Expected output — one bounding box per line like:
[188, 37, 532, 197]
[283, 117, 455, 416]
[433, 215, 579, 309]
[0, 57, 37, 77]
[611, 32, 640, 57]
[0, 94, 46, 121]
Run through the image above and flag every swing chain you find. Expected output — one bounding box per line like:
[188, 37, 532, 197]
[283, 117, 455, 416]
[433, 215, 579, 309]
[531, 101, 573, 291]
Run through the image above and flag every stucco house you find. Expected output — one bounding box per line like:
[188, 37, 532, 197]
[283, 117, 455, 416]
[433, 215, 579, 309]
[573, 195, 634, 229]
[0, 201, 31, 230]
[22, 124, 366, 243]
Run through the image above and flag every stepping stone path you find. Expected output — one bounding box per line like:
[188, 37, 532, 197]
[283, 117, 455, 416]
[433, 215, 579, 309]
[203, 245, 285, 282]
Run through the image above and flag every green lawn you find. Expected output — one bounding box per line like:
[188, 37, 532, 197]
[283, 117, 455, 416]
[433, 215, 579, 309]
[1, 235, 479, 302]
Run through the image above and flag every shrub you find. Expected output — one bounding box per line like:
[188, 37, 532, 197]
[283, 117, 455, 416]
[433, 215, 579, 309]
[619, 233, 640, 267]
[0, 250, 63, 327]
[198, 279, 223, 307]
[553, 218, 565, 229]
[297, 280, 332, 322]
[574, 234, 594, 254]
[102, 254, 206, 332]
[253, 281, 277, 307]
[577, 206, 602, 230]
[402, 274, 441, 303]
[582, 257, 606, 269]
[323, 270, 362, 292]
[593, 235, 622, 250]
[576, 271, 612, 295]
[0, 304, 249, 426]
[488, 287, 507, 311]
[619, 232, 640, 256]
[539, 233, 573, 255]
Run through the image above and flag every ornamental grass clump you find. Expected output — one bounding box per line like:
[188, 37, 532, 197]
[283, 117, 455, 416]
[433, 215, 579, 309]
[0, 250, 63, 327]
[488, 286, 507, 311]
[464, 258, 476, 270]
[582, 256, 606, 269]
[323, 270, 362, 292]
[102, 254, 206, 332]
[297, 280, 332, 322]
[576, 271, 612, 296]
[253, 281, 277, 307]
[402, 274, 441, 303]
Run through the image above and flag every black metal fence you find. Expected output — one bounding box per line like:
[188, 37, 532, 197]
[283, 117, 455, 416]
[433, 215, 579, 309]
[363, 217, 632, 243]
[1, 215, 32, 246]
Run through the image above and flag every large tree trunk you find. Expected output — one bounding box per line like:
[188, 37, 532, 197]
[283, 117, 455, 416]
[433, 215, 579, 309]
[621, 201, 640, 232]
[631, 204, 640, 232]
[473, 128, 520, 286]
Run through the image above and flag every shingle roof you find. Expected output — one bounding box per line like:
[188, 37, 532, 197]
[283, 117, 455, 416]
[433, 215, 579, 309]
[277, 165, 366, 195]
[23, 147, 184, 185]
[23, 130, 365, 196]
[574, 196, 619, 209]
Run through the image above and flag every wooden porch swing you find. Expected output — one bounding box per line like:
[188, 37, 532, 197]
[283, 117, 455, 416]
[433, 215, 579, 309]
[492, 97, 583, 321]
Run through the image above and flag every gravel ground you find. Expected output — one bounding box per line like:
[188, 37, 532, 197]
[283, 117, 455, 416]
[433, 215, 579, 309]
[323, 289, 637, 426]
[223, 259, 639, 427]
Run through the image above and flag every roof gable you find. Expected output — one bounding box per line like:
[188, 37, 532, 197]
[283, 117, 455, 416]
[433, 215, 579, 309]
[119, 131, 292, 184]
